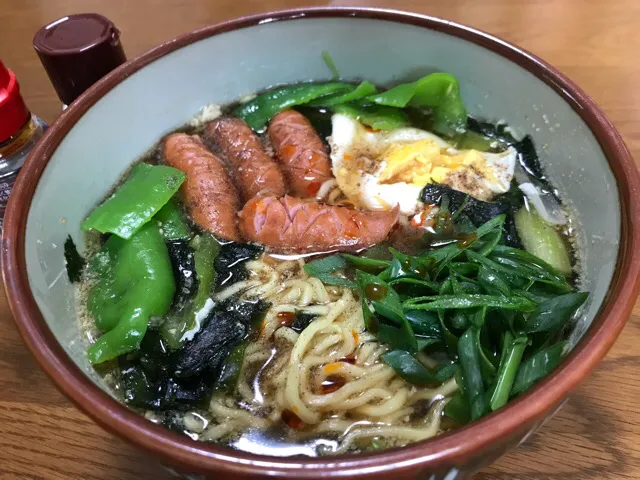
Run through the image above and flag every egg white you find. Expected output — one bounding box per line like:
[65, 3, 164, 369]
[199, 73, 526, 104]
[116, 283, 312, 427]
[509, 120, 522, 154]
[329, 114, 518, 215]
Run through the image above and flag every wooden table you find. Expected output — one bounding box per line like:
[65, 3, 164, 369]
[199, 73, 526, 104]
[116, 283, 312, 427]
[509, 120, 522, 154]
[1, 0, 639, 478]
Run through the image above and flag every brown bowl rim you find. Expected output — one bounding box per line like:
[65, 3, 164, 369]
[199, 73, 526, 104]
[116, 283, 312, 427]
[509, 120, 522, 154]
[3, 6, 640, 478]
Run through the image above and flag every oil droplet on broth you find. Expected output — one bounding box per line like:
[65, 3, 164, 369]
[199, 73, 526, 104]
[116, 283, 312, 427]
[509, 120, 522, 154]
[277, 311, 296, 326]
[281, 409, 304, 429]
[320, 375, 346, 394]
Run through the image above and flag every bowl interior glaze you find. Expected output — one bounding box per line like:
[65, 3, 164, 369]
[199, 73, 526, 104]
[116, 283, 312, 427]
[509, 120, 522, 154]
[26, 15, 618, 386]
[6, 9, 632, 479]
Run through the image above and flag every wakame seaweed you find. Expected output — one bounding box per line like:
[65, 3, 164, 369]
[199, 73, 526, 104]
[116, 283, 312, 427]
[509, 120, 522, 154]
[290, 311, 319, 333]
[214, 242, 264, 289]
[294, 106, 334, 144]
[119, 298, 269, 410]
[63, 235, 85, 283]
[166, 240, 198, 310]
[420, 183, 523, 248]
[466, 117, 548, 185]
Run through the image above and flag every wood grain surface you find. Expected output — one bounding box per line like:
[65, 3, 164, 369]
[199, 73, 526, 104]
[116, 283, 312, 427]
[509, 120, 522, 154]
[1, 1, 639, 478]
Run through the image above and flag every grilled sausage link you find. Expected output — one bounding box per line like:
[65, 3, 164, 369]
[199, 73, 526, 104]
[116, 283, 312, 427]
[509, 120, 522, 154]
[163, 133, 241, 241]
[239, 195, 399, 253]
[204, 116, 287, 201]
[268, 110, 332, 197]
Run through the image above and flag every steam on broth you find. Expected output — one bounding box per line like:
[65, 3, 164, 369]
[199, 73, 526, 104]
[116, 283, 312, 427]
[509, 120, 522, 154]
[68, 67, 589, 456]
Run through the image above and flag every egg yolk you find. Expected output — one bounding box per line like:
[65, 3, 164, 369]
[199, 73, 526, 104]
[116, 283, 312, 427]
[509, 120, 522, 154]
[379, 139, 488, 186]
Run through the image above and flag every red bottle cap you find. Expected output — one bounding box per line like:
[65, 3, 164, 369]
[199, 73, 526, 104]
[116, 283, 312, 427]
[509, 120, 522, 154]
[0, 60, 29, 143]
[33, 13, 126, 105]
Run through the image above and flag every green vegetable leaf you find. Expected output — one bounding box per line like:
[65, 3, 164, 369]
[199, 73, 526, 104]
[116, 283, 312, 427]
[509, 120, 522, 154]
[474, 229, 502, 256]
[520, 292, 588, 333]
[387, 247, 431, 280]
[310, 81, 377, 106]
[389, 277, 440, 292]
[417, 337, 441, 350]
[449, 262, 479, 276]
[333, 103, 410, 131]
[489, 254, 569, 289]
[322, 51, 340, 79]
[378, 323, 416, 351]
[469, 306, 487, 329]
[435, 362, 458, 382]
[444, 391, 471, 425]
[436, 279, 460, 352]
[492, 245, 566, 279]
[490, 334, 528, 410]
[364, 72, 467, 135]
[466, 250, 529, 286]
[404, 310, 442, 338]
[304, 255, 356, 288]
[382, 350, 435, 385]
[233, 82, 355, 131]
[458, 328, 487, 420]
[214, 341, 248, 393]
[404, 294, 537, 312]
[342, 253, 390, 272]
[423, 215, 506, 274]
[361, 296, 374, 330]
[514, 207, 572, 276]
[155, 198, 192, 240]
[478, 266, 512, 297]
[82, 163, 186, 239]
[511, 342, 566, 395]
[356, 270, 418, 352]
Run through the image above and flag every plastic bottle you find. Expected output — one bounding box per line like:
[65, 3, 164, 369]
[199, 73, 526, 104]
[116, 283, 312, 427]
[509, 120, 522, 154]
[0, 61, 47, 232]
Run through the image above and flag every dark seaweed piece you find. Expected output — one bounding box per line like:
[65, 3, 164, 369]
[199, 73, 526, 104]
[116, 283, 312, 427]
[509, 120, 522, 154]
[466, 117, 547, 185]
[119, 360, 159, 408]
[118, 331, 211, 410]
[214, 242, 264, 289]
[166, 240, 198, 310]
[290, 312, 318, 333]
[420, 184, 523, 247]
[63, 235, 85, 283]
[405, 107, 435, 133]
[173, 299, 269, 378]
[118, 298, 269, 410]
[295, 106, 334, 144]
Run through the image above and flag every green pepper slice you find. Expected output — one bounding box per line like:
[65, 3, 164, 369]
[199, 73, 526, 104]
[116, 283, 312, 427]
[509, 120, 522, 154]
[82, 163, 185, 239]
[87, 222, 175, 364]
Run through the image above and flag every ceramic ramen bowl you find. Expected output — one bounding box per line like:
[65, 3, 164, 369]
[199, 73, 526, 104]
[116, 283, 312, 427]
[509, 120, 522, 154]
[3, 7, 640, 480]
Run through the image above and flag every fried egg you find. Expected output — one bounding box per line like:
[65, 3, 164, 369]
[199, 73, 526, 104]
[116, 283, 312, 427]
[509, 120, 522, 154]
[329, 114, 518, 215]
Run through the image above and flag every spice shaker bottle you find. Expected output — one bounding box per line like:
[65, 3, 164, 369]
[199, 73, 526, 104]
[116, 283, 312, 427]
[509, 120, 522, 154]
[0, 61, 47, 233]
[33, 13, 127, 109]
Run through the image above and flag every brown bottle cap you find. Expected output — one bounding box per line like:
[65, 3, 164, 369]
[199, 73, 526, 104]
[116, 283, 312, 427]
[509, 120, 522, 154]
[33, 13, 126, 105]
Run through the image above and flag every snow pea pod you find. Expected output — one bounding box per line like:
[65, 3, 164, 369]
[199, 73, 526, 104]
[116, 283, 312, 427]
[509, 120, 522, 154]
[155, 198, 192, 240]
[233, 82, 355, 131]
[87, 222, 175, 364]
[82, 163, 185, 239]
[364, 72, 467, 135]
[333, 103, 410, 131]
[309, 81, 377, 106]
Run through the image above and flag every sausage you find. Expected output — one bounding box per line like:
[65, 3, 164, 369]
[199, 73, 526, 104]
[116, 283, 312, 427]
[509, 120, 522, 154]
[239, 195, 399, 253]
[204, 117, 287, 201]
[163, 133, 241, 241]
[268, 109, 333, 197]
